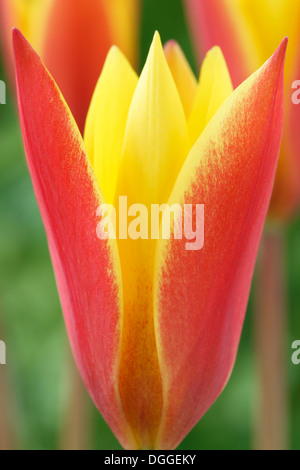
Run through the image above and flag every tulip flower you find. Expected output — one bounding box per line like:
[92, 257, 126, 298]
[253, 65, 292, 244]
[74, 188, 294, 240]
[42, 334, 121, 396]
[13, 27, 286, 449]
[0, 0, 140, 132]
[184, 0, 300, 220]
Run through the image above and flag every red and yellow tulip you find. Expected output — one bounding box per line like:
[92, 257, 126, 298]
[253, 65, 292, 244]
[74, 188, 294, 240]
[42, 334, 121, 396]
[0, 0, 140, 132]
[13, 28, 286, 449]
[184, 0, 300, 220]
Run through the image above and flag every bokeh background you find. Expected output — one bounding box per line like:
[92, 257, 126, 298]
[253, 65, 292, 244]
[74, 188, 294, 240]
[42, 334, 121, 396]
[0, 0, 300, 450]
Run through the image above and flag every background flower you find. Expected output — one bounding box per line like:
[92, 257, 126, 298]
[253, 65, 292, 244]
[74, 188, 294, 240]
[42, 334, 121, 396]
[184, 0, 300, 220]
[0, 0, 140, 132]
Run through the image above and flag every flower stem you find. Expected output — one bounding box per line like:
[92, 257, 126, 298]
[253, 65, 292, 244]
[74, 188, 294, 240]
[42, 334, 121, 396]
[0, 320, 15, 450]
[254, 226, 289, 450]
[59, 351, 92, 450]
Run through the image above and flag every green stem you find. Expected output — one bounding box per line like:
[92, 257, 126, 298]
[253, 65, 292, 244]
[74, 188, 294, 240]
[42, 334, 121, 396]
[0, 319, 15, 449]
[59, 350, 92, 450]
[253, 227, 289, 450]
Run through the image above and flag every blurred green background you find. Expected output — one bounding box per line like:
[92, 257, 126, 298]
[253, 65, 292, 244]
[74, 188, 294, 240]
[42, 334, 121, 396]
[0, 0, 300, 450]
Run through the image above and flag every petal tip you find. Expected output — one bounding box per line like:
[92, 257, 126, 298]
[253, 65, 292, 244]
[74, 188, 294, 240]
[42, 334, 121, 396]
[277, 37, 288, 58]
[261, 37, 288, 80]
[144, 31, 165, 71]
[12, 27, 31, 62]
[272, 37, 288, 66]
[106, 44, 127, 64]
[163, 40, 187, 63]
[205, 45, 225, 62]
[12, 27, 22, 47]
[164, 39, 179, 53]
[152, 30, 163, 50]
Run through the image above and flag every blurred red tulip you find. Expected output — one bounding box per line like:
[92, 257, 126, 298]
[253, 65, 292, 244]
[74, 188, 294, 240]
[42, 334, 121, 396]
[184, 0, 300, 219]
[0, 0, 140, 132]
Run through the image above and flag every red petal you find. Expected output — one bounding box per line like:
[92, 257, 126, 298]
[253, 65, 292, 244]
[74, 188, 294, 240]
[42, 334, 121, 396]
[154, 39, 287, 449]
[13, 29, 136, 449]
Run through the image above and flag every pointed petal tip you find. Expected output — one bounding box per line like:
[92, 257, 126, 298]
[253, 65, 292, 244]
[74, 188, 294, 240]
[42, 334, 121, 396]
[106, 44, 127, 64]
[276, 36, 288, 58]
[12, 28, 32, 63]
[102, 45, 138, 81]
[12, 27, 21, 48]
[163, 40, 189, 64]
[145, 31, 165, 68]
[12, 29, 35, 88]
[203, 46, 227, 66]
[12, 27, 20, 37]
[152, 30, 163, 49]
[164, 39, 179, 52]
[208, 45, 222, 56]
[260, 37, 288, 80]
[270, 37, 288, 66]
[163, 40, 187, 63]
[12, 27, 27, 47]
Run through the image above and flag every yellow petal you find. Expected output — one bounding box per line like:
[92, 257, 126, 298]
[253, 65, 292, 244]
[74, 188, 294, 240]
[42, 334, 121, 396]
[188, 46, 233, 146]
[84, 46, 138, 205]
[164, 40, 197, 119]
[115, 32, 189, 449]
[116, 32, 189, 206]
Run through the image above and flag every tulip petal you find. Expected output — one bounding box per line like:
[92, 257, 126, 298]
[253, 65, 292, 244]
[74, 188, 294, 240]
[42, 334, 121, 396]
[84, 47, 138, 205]
[164, 40, 197, 119]
[154, 40, 286, 449]
[114, 32, 189, 449]
[116, 32, 189, 206]
[42, 0, 113, 134]
[13, 29, 137, 450]
[188, 46, 233, 146]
